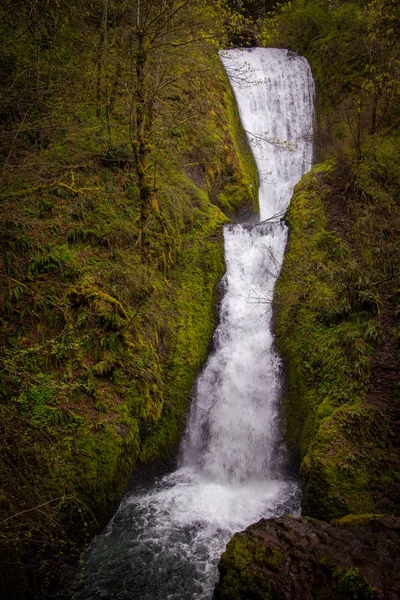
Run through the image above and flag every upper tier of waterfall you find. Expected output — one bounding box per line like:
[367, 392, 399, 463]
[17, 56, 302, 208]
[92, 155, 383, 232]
[220, 48, 314, 220]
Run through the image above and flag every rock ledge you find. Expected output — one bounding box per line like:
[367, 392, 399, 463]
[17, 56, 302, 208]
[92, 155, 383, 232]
[213, 514, 400, 600]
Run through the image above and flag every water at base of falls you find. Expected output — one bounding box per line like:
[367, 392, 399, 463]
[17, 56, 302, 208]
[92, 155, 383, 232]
[73, 471, 299, 599]
[72, 49, 314, 600]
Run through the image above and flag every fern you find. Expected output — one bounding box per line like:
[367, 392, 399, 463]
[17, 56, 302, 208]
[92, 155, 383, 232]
[29, 244, 79, 278]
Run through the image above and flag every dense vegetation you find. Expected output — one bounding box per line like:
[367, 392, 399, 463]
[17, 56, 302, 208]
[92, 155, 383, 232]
[0, 1, 258, 597]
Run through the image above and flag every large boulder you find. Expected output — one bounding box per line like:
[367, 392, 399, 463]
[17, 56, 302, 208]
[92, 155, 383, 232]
[213, 514, 400, 600]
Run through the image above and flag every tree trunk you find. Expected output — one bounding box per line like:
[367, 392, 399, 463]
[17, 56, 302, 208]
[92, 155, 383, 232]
[134, 30, 152, 252]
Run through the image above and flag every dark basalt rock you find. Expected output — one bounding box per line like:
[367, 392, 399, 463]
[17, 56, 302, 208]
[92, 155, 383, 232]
[213, 514, 400, 600]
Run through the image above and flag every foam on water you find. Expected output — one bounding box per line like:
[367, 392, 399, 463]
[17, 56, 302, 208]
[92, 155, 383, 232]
[72, 48, 314, 600]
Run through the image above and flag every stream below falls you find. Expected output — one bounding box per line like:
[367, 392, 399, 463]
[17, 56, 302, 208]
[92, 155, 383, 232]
[71, 48, 315, 600]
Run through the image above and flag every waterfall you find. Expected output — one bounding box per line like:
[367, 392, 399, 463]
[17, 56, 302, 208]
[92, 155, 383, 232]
[221, 49, 314, 221]
[72, 48, 315, 600]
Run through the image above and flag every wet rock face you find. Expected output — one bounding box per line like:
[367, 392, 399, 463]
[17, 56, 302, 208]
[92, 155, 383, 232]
[213, 515, 400, 600]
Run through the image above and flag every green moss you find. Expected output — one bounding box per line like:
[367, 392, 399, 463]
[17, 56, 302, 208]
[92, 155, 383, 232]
[274, 164, 398, 521]
[140, 204, 228, 462]
[0, 24, 258, 594]
[333, 567, 378, 600]
[335, 514, 386, 526]
[216, 534, 278, 600]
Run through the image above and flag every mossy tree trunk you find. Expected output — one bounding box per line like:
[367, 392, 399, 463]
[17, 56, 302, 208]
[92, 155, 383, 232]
[132, 26, 153, 250]
[128, 0, 216, 250]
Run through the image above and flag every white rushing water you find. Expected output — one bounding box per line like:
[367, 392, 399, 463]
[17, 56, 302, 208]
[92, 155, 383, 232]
[73, 48, 314, 600]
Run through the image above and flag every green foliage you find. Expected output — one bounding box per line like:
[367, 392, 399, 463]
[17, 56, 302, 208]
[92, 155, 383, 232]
[333, 567, 377, 600]
[274, 166, 399, 521]
[101, 143, 133, 169]
[29, 244, 79, 278]
[0, 3, 258, 595]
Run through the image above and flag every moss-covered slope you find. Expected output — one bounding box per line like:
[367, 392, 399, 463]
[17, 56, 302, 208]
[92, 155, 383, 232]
[274, 164, 400, 521]
[257, 0, 400, 522]
[0, 4, 258, 596]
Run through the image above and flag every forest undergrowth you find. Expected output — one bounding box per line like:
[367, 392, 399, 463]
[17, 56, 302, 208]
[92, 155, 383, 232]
[0, 2, 258, 597]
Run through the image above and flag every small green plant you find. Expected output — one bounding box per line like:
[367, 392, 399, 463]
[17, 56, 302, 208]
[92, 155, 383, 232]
[29, 244, 79, 278]
[334, 567, 377, 599]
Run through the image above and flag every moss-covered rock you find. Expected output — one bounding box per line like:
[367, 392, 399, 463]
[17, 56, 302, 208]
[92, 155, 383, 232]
[214, 515, 400, 600]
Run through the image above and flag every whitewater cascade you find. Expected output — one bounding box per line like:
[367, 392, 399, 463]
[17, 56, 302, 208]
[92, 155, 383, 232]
[73, 48, 315, 600]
